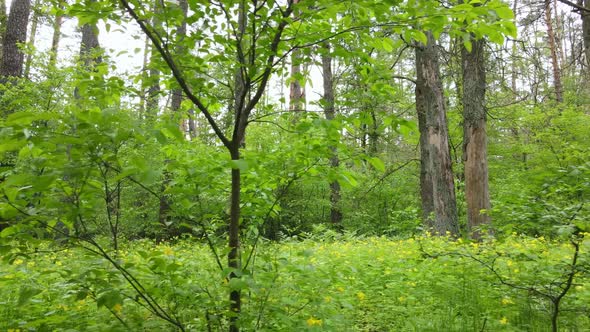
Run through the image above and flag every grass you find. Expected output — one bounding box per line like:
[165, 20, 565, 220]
[1, 234, 588, 331]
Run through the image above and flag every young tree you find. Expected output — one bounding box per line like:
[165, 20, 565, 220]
[415, 31, 459, 236]
[0, 0, 31, 81]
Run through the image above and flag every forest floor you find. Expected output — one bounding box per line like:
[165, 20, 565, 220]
[1, 234, 588, 331]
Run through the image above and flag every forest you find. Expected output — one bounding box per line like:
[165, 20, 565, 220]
[0, 0, 589, 331]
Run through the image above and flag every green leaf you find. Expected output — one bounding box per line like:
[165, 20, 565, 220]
[463, 40, 472, 53]
[230, 159, 249, 171]
[96, 290, 123, 309]
[494, 6, 514, 19]
[368, 157, 386, 172]
[18, 286, 42, 306]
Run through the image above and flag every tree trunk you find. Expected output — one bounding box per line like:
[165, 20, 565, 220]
[23, 0, 39, 79]
[170, 0, 187, 113]
[415, 31, 459, 236]
[0, 0, 7, 63]
[321, 43, 342, 227]
[49, 0, 64, 67]
[146, 0, 161, 119]
[462, 37, 491, 240]
[0, 0, 31, 80]
[288, 0, 304, 112]
[545, 0, 563, 102]
[584, 0, 590, 69]
[228, 146, 241, 332]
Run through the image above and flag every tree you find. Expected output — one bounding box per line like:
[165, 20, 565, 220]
[321, 43, 342, 227]
[544, 0, 563, 102]
[0, 0, 7, 60]
[117, 1, 299, 330]
[0, 0, 31, 81]
[49, 0, 65, 67]
[415, 31, 460, 236]
[23, 0, 40, 78]
[462, 36, 491, 239]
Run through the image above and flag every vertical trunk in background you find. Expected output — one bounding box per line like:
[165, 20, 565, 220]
[0, 0, 31, 81]
[321, 43, 342, 227]
[462, 37, 491, 240]
[0, 0, 7, 62]
[584, 0, 590, 69]
[146, 0, 161, 119]
[75, 12, 101, 99]
[23, 0, 39, 78]
[544, 0, 563, 102]
[415, 31, 459, 236]
[289, 0, 304, 112]
[170, 0, 189, 129]
[49, 0, 65, 67]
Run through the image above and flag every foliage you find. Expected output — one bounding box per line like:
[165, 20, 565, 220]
[0, 234, 588, 331]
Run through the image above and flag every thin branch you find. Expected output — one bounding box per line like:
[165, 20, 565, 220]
[118, 0, 231, 148]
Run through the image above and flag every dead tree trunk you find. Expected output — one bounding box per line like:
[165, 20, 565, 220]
[462, 37, 491, 240]
[415, 31, 459, 236]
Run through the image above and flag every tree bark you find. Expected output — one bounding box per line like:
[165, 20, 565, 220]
[288, 0, 304, 112]
[415, 31, 459, 236]
[49, 0, 65, 67]
[0, 0, 7, 63]
[23, 0, 39, 79]
[146, 0, 161, 119]
[0, 0, 31, 80]
[321, 43, 342, 227]
[462, 37, 491, 240]
[545, 0, 564, 102]
[584, 0, 590, 69]
[170, 0, 187, 117]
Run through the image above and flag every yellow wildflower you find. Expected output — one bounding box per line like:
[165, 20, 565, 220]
[501, 297, 514, 305]
[324, 296, 332, 303]
[306, 317, 322, 326]
[356, 292, 366, 301]
[163, 247, 174, 256]
[13, 259, 23, 265]
[499, 317, 508, 325]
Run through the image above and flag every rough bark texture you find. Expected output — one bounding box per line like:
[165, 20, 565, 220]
[415, 31, 459, 236]
[79, 24, 100, 66]
[545, 0, 563, 102]
[0, 0, 7, 62]
[170, 0, 187, 117]
[321, 44, 342, 227]
[146, 0, 161, 119]
[0, 0, 31, 79]
[462, 38, 491, 240]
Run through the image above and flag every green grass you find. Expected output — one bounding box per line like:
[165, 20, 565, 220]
[1, 234, 588, 331]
